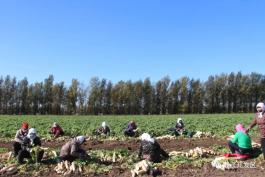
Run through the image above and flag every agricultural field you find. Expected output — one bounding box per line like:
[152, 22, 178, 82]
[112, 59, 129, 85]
[0, 114, 265, 177]
[0, 114, 259, 139]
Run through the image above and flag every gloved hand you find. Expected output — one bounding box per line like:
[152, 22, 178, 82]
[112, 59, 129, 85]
[21, 138, 29, 149]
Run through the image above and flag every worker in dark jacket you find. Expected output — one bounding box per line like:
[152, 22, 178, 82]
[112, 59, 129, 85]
[17, 128, 44, 164]
[124, 121, 138, 137]
[138, 133, 169, 163]
[168, 118, 192, 137]
[96, 122, 110, 136]
[175, 118, 185, 135]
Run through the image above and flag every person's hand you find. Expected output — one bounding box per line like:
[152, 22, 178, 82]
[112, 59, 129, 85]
[22, 137, 30, 145]
[246, 128, 250, 133]
[226, 137, 231, 141]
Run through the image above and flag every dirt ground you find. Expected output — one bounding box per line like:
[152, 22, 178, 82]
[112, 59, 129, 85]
[0, 137, 227, 152]
[1, 137, 264, 177]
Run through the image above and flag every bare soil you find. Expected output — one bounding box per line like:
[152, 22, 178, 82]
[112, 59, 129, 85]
[0, 137, 263, 177]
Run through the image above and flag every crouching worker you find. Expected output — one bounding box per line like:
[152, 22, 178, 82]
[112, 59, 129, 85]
[59, 136, 89, 162]
[168, 118, 192, 137]
[17, 128, 44, 164]
[175, 118, 185, 135]
[96, 122, 110, 136]
[50, 122, 64, 138]
[124, 121, 138, 137]
[228, 124, 252, 155]
[138, 133, 169, 163]
[13, 122, 29, 157]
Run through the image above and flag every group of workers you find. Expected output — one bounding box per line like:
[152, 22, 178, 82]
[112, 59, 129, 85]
[13, 122, 64, 163]
[95, 120, 139, 137]
[12, 120, 165, 164]
[10, 102, 265, 166]
[228, 102, 265, 159]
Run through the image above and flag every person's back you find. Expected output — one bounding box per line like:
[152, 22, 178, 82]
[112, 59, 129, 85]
[50, 123, 64, 137]
[60, 136, 88, 162]
[52, 125, 62, 132]
[141, 140, 156, 160]
[232, 131, 252, 149]
[124, 121, 138, 137]
[104, 126, 110, 134]
[139, 140, 168, 163]
[60, 139, 79, 157]
[141, 140, 153, 154]
[98, 126, 110, 135]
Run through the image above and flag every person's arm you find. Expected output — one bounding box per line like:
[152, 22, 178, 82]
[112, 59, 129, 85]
[14, 130, 23, 143]
[155, 142, 169, 158]
[78, 149, 89, 159]
[55, 129, 60, 138]
[106, 126, 110, 135]
[58, 126, 64, 134]
[127, 124, 132, 131]
[160, 148, 169, 158]
[231, 133, 239, 144]
[50, 127, 55, 134]
[247, 117, 257, 132]
[98, 127, 103, 134]
[21, 137, 30, 149]
[33, 137, 41, 146]
[175, 123, 181, 130]
[133, 125, 138, 132]
[70, 143, 82, 158]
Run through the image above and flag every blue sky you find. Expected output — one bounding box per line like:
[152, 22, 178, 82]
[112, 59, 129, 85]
[0, 0, 264, 85]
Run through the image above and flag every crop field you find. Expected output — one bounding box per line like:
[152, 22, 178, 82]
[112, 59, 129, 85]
[0, 114, 259, 139]
[0, 114, 264, 177]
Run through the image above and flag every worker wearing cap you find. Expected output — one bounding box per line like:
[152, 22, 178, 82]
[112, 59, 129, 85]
[124, 121, 138, 137]
[13, 122, 29, 157]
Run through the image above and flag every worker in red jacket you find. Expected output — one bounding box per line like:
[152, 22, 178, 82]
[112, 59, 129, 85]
[50, 122, 64, 138]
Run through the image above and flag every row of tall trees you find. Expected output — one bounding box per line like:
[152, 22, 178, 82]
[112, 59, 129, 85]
[0, 72, 264, 115]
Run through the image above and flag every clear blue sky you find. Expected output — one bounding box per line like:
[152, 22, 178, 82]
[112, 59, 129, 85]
[0, 0, 264, 85]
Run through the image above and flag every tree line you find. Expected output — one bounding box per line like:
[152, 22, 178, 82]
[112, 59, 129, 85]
[0, 72, 264, 115]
